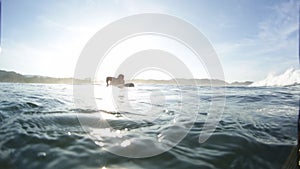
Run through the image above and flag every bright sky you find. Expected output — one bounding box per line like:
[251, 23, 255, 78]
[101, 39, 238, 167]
[0, 0, 298, 82]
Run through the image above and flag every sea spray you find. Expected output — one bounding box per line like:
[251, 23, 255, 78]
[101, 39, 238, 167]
[250, 68, 300, 87]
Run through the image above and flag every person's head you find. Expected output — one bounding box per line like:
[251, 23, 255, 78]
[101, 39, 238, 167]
[118, 74, 124, 80]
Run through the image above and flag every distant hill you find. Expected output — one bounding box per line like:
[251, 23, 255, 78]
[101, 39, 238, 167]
[129, 78, 229, 86]
[0, 70, 89, 84]
[230, 81, 253, 86]
[0, 69, 252, 86]
[128, 79, 252, 86]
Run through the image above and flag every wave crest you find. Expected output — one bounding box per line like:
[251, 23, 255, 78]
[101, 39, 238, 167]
[250, 68, 300, 87]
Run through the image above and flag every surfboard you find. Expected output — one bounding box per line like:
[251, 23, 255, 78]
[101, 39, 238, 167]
[124, 83, 134, 87]
[108, 83, 135, 88]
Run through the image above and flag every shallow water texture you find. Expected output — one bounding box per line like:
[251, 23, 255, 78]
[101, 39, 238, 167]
[0, 83, 298, 169]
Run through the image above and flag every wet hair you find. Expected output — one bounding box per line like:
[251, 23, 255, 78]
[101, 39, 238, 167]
[118, 74, 124, 79]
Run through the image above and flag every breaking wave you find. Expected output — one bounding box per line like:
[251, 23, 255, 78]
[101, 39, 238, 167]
[250, 68, 300, 87]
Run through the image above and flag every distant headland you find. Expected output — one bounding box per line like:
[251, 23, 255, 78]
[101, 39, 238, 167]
[0, 70, 90, 84]
[0, 70, 253, 86]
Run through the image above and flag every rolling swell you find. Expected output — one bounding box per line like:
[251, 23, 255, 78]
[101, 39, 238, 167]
[0, 83, 298, 169]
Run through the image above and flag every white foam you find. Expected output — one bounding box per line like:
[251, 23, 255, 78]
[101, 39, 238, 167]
[250, 68, 300, 87]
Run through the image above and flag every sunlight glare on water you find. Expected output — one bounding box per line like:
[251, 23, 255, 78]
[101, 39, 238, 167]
[0, 83, 298, 169]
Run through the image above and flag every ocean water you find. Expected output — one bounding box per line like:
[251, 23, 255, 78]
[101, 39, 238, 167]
[0, 82, 298, 169]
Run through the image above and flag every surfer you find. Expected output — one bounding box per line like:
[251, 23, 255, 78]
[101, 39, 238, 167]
[106, 74, 134, 87]
[106, 74, 125, 87]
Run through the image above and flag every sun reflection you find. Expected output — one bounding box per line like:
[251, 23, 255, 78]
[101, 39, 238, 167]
[91, 128, 123, 138]
[94, 85, 118, 113]
[120, 140, 131, 147]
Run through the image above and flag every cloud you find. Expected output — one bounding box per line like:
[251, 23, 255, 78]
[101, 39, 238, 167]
[214, 0, 299, 81]
[218, 0, 298, 57]
[258, 0, 299, 43]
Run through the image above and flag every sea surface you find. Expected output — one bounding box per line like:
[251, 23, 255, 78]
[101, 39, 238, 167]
[0, 83, 298, 169]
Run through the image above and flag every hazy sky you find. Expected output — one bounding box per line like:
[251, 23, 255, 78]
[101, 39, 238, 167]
[1, 0, 298, 82]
